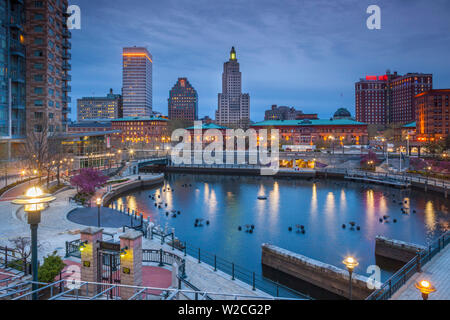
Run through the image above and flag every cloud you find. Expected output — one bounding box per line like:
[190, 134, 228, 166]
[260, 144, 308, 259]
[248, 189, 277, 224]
[69, 0, 450, 121]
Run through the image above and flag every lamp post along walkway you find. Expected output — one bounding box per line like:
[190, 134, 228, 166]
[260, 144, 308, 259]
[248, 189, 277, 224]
[11, 187, 56, 300]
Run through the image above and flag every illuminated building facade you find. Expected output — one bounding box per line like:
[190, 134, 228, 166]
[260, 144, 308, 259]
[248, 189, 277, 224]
[122, 47, 152, 117]
[215, 47, 250, 127]
[355, 71, 432, 125]
[111, 116, 169, 149]
[252, 118, 368, 146]
[77, 89, 122, 121]
[168, 77, 198, 121]
[415, 89, 450, 142]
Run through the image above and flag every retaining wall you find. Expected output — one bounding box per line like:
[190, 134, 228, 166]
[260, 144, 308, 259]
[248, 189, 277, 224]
[375, 236, 426, 263]
[261, 244, 376, 300]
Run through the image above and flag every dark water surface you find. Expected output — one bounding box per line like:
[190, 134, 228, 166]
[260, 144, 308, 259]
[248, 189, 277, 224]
[112, 173, 449, 283]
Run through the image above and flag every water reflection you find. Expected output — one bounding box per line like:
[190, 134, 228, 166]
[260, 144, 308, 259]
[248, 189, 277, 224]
[112, 174, 448, 283]
[425, 201, 436, 232]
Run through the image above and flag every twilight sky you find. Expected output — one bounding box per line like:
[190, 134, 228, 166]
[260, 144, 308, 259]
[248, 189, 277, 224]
[68, 0, 450, 122]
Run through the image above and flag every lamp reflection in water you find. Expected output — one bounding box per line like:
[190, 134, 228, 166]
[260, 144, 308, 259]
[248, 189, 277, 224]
[12, 187, 56, 300]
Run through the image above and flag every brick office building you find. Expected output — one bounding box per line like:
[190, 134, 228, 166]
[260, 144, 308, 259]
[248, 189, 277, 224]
[355, 71, 432, 125]
[168, 78, 198, 121]
[415, 89, 450, 143]
[111, 116, 169, 149]
[264, 105, 318, 121]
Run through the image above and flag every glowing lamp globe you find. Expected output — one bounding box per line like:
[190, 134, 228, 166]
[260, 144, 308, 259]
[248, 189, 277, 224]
[12, 186, 56, 213]
[343, 256, 359, 271]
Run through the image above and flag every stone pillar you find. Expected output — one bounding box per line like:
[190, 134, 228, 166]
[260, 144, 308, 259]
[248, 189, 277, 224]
[120, 230, 143, 300]
[80, 227, 103, 296]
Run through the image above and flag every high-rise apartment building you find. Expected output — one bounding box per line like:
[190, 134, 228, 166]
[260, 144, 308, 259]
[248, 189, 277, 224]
[355, 71, 432, 125]
[0, 0, 71, 160]
[25, 0, 72, 135]
[168, 78, 198, 121]
[415, 89, 450, 142]
[77, 89, 123, 121]
[215, 47, 250, 127]
[122, 47, 152, 117]
[0, 0, 26, 159]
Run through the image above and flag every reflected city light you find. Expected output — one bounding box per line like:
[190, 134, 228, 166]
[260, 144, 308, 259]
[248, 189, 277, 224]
[425, 201, 436, 232]
[366, 189, 375, 218]
[340, 189, 347, 212]
[310, 184, 318, 215]
[269, 182, 280, 216]
[325, 192, 335, 216]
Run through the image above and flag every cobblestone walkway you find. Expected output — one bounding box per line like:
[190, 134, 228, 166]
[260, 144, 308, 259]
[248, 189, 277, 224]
[391, 245, 450, 300]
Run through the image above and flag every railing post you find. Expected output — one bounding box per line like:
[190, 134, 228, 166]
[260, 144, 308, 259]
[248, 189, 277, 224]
[4, 246, 7, 267]
[252, 272, 256, 291]
[159, 249, 163, 267]
[232, 263, 235, 280]
[214, 255, 217, 272]
[198, 248, 201, 264]
[65, 242, 68, 258]
[184, 242, 187, 257]
[172, 234, 175, 251]
[417, 251, 422, 273]
[388, 280, 392, 298]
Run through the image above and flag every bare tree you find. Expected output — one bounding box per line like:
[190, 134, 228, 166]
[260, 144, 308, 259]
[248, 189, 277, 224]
[22, 117, 65, 188]
[8, 236, 41, 275]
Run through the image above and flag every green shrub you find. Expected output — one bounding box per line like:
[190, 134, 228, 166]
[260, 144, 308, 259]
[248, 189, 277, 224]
[38, 251, 66, 284]
[7, 259, 25, 272]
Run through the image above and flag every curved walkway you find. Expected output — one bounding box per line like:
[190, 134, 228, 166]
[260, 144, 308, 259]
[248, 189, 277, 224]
[0, 178, 39, 202]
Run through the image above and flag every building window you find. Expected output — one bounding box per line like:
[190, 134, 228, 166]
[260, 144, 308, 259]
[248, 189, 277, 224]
[34, 14, 44, 21]
[34, 1, 44, 8]
[34, 87, 44, 94]
[34, 100, 43, 106]
[34, 124, 43, 132]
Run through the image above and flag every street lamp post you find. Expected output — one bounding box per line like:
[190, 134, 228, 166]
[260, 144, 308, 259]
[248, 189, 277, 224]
[12, 187, 56, 300]
[415, 280, 436, 300]
[96, 197, 102, 227]
[343, 256, 359, 300]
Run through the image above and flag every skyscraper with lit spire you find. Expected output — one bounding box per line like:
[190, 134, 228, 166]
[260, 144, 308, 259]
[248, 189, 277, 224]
[215, 47, 250, 127]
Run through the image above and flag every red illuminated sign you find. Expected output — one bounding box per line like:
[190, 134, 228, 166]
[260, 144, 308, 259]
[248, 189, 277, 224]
[365, 75, 388, 81]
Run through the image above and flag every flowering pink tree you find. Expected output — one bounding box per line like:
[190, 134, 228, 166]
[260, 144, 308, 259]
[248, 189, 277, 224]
[70, 168, 108, 194]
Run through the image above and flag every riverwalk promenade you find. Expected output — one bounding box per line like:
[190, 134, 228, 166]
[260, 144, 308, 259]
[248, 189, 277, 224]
[0, 179, 274, 300]
[391, 245, 450, 300]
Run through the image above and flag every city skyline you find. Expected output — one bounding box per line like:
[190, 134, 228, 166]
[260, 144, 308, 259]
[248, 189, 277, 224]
[68, 0, 450, 122]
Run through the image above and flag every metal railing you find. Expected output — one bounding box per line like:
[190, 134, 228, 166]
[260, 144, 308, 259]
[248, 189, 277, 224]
[319, 168, 450, 190]
[366, 231, 449, 300]
[149, 231, 309, 299]
[3, 279, 298, 300]
[142, 249, 186, 279]
[65, 239, 81, 258]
